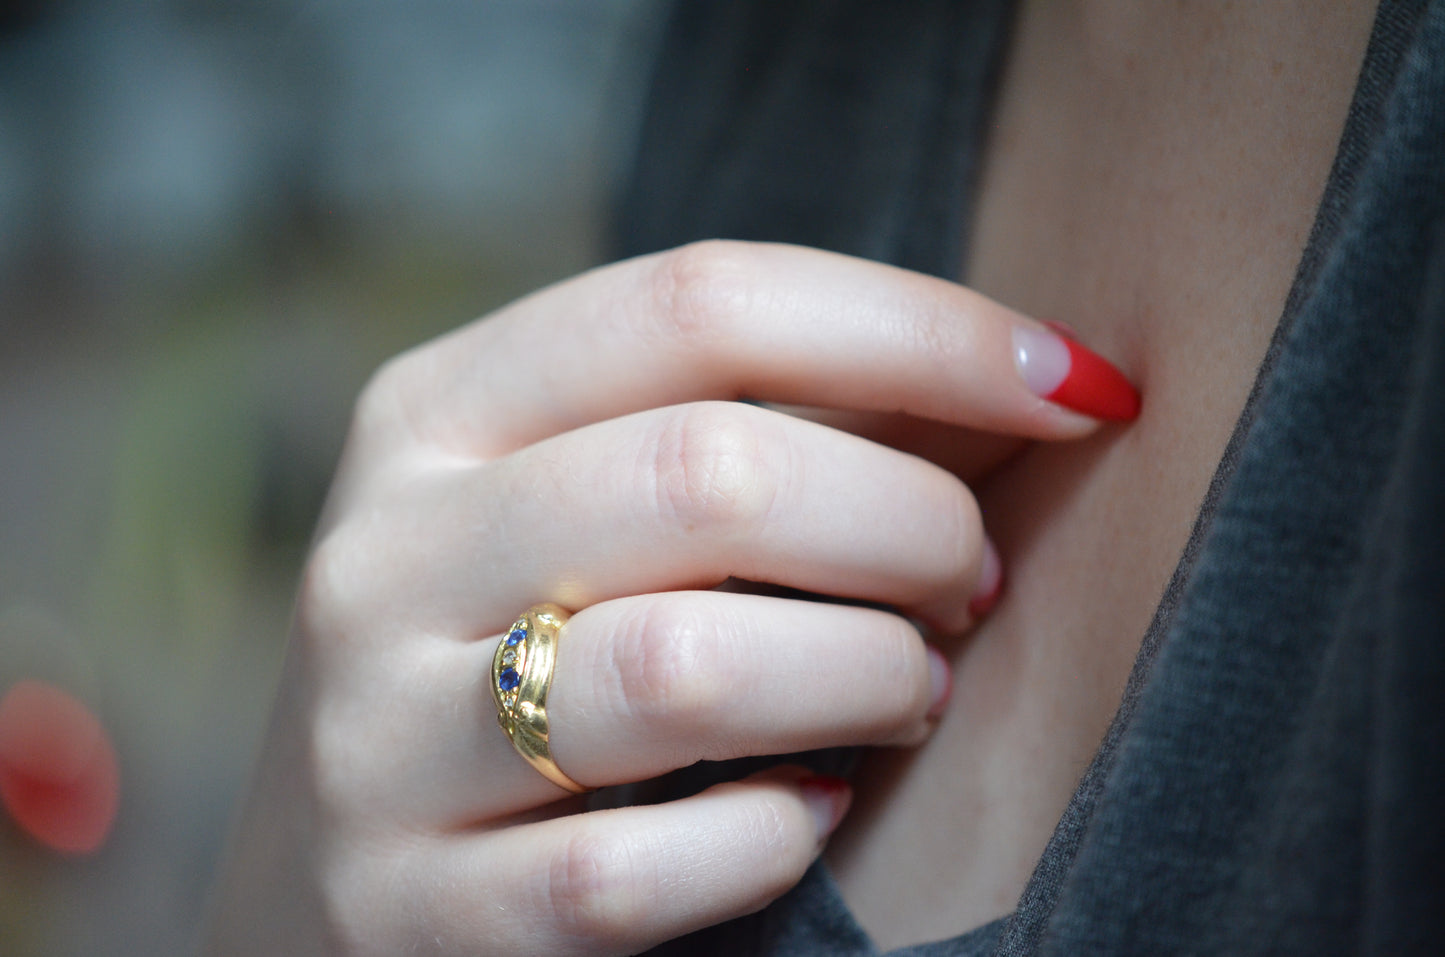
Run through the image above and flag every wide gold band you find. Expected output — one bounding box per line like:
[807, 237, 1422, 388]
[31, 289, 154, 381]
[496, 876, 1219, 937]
[491, 603, 589, 794]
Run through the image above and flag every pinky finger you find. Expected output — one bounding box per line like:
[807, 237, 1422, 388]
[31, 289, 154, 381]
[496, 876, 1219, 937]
[398, 768, 849, 957]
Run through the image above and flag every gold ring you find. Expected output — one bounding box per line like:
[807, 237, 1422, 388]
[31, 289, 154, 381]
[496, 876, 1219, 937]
[491, 603, 590, 794]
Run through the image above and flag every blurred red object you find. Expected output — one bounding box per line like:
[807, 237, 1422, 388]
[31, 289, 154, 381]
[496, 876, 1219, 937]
[0, 679, 120, 854]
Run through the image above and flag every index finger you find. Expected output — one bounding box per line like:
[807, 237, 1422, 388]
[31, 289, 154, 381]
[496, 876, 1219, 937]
[370, 240, 1139, 458]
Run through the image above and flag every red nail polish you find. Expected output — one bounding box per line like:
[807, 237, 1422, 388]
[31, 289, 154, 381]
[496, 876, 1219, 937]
[1047, 338, 1141, 421]
[1014, 326, 1141, 421]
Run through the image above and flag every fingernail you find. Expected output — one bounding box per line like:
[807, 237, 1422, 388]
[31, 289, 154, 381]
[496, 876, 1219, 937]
[1013, 325, 1141, 421]
[925, 646, 952, 720]
[798, 775, 852, 839]
[967, 539, 1003, 620]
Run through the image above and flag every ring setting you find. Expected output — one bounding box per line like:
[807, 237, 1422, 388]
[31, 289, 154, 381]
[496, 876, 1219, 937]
[491, 603, 590, 794]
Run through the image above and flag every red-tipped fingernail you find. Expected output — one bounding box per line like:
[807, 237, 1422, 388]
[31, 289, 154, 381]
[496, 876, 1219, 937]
[968, 539, 1004, 619]
[1013, 325, 1141, 421]
[798, 775, 852, 839]
[0, 680, 120, 855]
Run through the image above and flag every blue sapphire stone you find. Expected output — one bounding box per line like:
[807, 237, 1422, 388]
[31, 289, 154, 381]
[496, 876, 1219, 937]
[505, 627, 526, 647]
[498, 667, 520, 692]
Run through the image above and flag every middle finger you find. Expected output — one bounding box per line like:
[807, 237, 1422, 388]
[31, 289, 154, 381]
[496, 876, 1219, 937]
[320, 399, 990, 640]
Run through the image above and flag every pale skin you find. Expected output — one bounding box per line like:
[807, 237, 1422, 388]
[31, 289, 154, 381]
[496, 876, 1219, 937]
[206, 1, 1378, 953]
[205, 242, 1102, 956]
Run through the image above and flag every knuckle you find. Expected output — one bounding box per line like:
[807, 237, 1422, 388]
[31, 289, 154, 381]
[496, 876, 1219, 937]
[650, 403, 778, 532]
[351, 346, 443, 452]
[610, 601, 724, 734]
[907, 289, 966, 366]
[315, 847, 379, 953]
[295, 526, 360, 640]
[884, 273, 975, 372]
[546, 831, 648, 944]
[293, 511, 416, 666]
[320, 839, 419, 957]
[351, 351, 411, 439]
[295, 520, 381, 643]
[648, 240, 754, 343]
[307, 702, 371, 822]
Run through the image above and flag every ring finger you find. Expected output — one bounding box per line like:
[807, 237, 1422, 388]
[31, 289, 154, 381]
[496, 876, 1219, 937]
[309, 399, 991, 652]
[338, 591, 943, 826]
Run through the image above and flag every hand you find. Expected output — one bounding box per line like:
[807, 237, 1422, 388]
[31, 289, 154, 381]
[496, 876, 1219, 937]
[204, 241, 1136, 955]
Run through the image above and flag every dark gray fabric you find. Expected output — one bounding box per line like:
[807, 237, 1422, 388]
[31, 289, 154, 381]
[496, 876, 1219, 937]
[1001, 2, 1439, 952]
[616, 0, 1015, 277]
[619, 1, 1445, 954]
[1006, 4, 1445, 953]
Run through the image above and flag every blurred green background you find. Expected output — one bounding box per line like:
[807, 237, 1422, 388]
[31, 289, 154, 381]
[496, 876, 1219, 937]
[0, 1, 659, 951]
